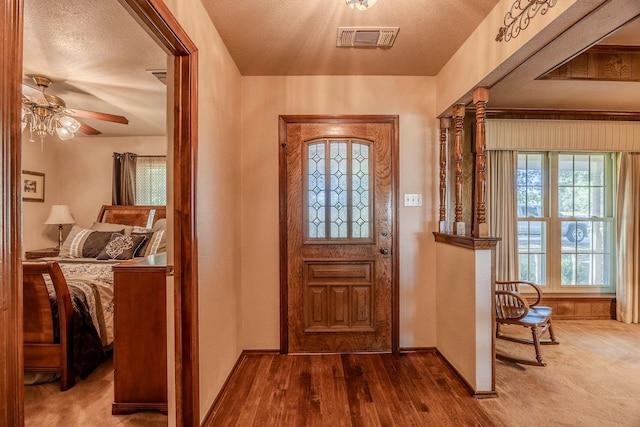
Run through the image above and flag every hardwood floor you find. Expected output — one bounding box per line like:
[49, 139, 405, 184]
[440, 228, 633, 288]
[207, 320, 640, 427]
[24, 356, 166, 426]
[25, 320, 640, 426]
[206, 352, 496, 426]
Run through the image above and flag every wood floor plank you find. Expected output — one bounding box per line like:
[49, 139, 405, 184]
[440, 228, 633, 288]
[207, 352, 499, 426]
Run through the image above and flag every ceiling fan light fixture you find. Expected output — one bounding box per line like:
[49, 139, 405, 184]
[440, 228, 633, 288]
[55, 125, 74, 141]
[58, 115, 81, 133]
[346, 0, 377, 11]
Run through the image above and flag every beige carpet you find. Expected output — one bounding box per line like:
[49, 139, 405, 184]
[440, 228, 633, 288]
[24, 357, 166, 426]
[480, 320, 640, 427]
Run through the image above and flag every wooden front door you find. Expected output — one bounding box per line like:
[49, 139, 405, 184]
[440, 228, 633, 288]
[280, 116, 398, 353]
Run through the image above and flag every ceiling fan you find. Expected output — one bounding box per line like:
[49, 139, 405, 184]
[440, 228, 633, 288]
[21, 75, 129, 143]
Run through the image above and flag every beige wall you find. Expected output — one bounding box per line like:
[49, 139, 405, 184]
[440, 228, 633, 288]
[164, 0, 243, 422]
[21, 135, 61, 251]
[56, 136, 166, 228]
[240, 76, 438, 350]
[436, 242, 494, 393]
[435, 0, 580, 115]
[22, 135, 166, 251]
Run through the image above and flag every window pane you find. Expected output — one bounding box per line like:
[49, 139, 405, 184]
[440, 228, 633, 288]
[306, 140, 372, 241]
[329, 142, 348, 238]
[573, 154, 590, 186]
[135, 156, 167, 205]
[307, 142, 326, 238]
[518, 220, 546, 285]
[517, 154, 546, 285]
[560, 220, 611, 286]
[352, 143, 370, 238]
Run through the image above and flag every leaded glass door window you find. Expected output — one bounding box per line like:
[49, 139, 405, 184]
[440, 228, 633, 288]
[305, 139, 373, 242]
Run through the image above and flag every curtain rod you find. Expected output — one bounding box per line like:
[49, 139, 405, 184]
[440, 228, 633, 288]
[112, 153, 166, 158]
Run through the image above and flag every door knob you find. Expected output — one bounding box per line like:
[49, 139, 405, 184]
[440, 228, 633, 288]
[380, 248, 389, 255]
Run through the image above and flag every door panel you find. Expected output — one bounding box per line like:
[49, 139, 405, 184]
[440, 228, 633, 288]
[280, 116, 398, 353]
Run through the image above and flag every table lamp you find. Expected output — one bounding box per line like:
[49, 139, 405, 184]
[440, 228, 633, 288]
[44, 205, 75, 249]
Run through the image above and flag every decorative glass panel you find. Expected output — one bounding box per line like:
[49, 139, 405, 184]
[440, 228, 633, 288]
[352, 143, 370, 238]
[305, 139, 372, 241]
[307, 143, 326, 238]
[329, 142, 348, 238]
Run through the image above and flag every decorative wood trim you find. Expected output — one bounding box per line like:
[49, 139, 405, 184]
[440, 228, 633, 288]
[390, 115, 400, 353]
[120, 1, 201, 424]
[438, 118, 450, 232]
[496, 0, 557, 43]
[1, 0, 25, 424]
[540, 45, 640, 82]
[452, 105, 465, 235]
[472, 88, 489, 238]
[485, 108, 640, 121]
[433, 232, 500, 251]
[0, 0, 201, 424]
[398, 347, 437, 353]
[536, 296, 615, 320]
[279, 115, 400, 354]
[278, 116, 289, 354]
[435, 351, 498, 399]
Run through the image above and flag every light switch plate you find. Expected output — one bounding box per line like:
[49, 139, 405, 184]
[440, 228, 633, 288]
[404, 193, 422, 207]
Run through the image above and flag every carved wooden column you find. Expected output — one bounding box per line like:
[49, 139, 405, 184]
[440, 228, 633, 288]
[439, 117, 451, 233]
[473, 87, 489, 238]
[452, 104, 465, 235]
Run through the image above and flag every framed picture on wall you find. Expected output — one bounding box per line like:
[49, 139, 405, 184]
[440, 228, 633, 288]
[22, 170, 45, 202]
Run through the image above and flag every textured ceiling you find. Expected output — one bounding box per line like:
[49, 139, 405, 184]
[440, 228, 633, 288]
[201, 0, 502, 76]
[21, 0, 640, 140]
[22, 0, 167, 138]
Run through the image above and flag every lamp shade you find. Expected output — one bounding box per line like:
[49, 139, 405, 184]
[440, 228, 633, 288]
[44, 205, 75, 225]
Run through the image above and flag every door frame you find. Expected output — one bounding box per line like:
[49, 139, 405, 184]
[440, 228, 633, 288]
[0, 1, 200, 425]
[278, 115, 400, 354]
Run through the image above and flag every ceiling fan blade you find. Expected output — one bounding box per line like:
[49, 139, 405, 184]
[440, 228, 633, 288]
[71, 108, 129, 125]
[22, 83, 48, 105]
[78, 121, 102, 136]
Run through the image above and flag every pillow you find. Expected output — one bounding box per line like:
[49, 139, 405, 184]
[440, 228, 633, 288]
[90, 221, 133, 236]
[60, 225, 124, 258]
[97, 233, 147, 260]
[136, 229, 166, 256]
[152, 218, 167, 232]
[131, 230, 154, 257]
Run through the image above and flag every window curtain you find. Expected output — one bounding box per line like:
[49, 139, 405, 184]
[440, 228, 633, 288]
[616, 152, 640, 323]
[112, 152, 137, 205]
[487, 150, 519, 281]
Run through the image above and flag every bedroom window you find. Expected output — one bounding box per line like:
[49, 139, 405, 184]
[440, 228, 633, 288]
[517, 152, 615, 293]
[135, 156, 167, 205]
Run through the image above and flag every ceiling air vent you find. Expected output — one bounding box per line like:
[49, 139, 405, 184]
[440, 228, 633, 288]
[337, 27, 399, 48]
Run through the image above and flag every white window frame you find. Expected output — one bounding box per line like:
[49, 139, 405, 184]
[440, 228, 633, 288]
[518, 151, 616, 294]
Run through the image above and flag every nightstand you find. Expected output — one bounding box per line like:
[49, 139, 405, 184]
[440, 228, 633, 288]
[24, 247, 59, 260]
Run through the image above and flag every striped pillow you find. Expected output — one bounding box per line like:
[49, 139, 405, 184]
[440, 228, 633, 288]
[59, 225, 124, 258]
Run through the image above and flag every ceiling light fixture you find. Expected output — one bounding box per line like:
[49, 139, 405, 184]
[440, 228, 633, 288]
[346, 0, 377, 11]
[21, 76, 82, 145]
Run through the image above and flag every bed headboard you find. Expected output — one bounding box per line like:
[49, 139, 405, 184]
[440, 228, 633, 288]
[96, 205, 167, 228]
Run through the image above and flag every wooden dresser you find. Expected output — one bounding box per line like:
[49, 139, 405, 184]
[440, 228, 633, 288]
[112, 253, 168, 415]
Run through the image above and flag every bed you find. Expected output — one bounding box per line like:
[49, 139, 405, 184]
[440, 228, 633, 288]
[22, 205, 167, 391]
